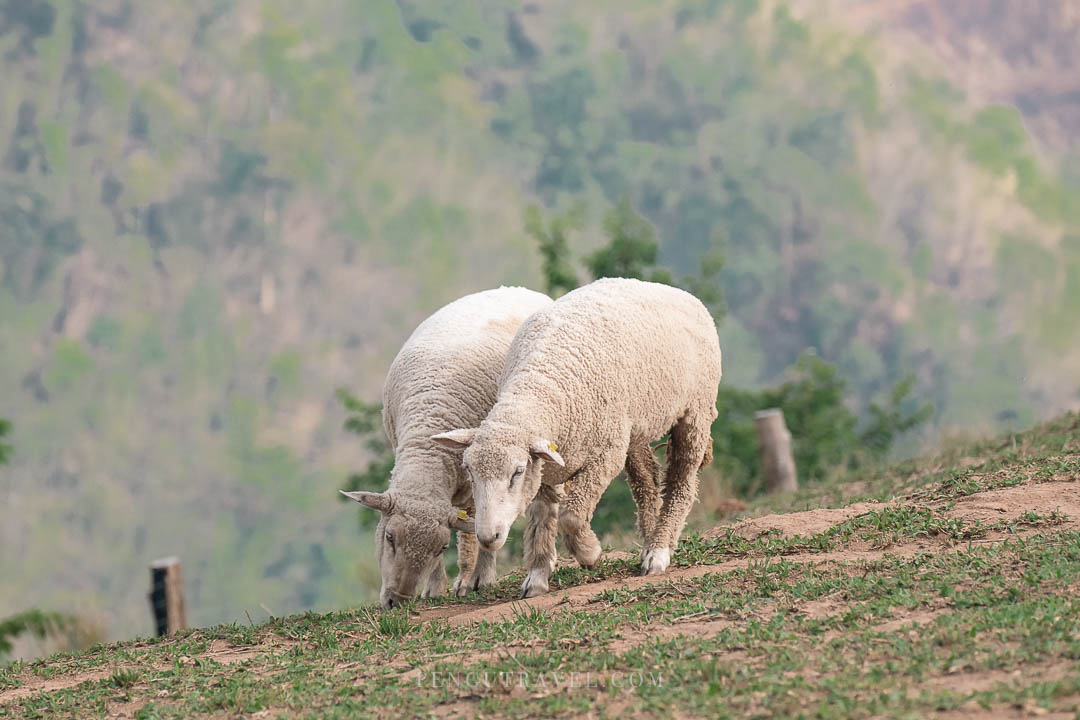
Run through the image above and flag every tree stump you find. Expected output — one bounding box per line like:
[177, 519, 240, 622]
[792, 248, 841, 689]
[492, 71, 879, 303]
[754, 409, 797, 493]
[149, 557, 187, 636]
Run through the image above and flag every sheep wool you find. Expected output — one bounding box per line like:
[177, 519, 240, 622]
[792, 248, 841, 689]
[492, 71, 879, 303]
[435, 277, 721, 596]
[342, 286, 552, 608]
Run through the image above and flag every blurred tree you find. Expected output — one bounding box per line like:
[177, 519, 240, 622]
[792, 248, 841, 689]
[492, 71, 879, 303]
[529, 197, 727, 320]
[525, 203, 583, 297]
[712, 354, 933, 497]
[586, 196, 671, 284]
[337, 390, 394, 530]
[859, 374, 935, 460]
[0, 610, 67, 658]
[0, 417, 11, 466]
[712, 352, 859, 496]
[526, 204, 932, 514]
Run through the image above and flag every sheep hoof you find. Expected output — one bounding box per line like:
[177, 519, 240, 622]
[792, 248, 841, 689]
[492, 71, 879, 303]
[640, 547, 670, 576]
[469, 568, 497, 592]
[519, 570, 550, 599]
[452, 575, 469, 597]
[577, 544, 602, 570]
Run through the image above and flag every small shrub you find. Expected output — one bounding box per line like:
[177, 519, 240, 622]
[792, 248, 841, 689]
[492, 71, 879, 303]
[0, 418, 11, 466]
[338, 390, 394, 530]
[0, 610, 68, 657]
[110, 669, 139, 688]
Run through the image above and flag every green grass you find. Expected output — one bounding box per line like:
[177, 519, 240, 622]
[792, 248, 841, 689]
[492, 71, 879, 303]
[2, 413, 1078, 718]
[731, 410, 1080, 517]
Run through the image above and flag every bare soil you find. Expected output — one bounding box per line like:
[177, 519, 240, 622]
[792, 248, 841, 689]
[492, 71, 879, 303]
[5, 473, 1079, 717]
[418, 479, 1080, 628]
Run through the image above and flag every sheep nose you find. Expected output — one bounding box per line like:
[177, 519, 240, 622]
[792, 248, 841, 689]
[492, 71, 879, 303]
[478, 530, 502, 549]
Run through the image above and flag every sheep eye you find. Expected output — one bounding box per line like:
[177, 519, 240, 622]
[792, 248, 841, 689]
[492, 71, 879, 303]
[385, 531, 395, 548]
[441, 543, 449, 553]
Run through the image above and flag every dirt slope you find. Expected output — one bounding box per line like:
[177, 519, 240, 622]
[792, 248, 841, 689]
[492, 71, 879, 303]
[414, 479, 1080, 627]
[2, 441, 1079, 718]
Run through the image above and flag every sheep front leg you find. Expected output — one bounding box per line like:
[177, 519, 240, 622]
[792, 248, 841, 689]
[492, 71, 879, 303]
[520, 483, 564, 599]
[559, 450, 627, 570]
[422, 561, 448, 599]
[453, 528, 479, 597]
[469, 548, 497, 591]
[453, 527, 498, 595]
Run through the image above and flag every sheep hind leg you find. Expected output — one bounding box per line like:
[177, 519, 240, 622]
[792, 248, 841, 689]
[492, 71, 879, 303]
[625, 442, 662, 556]
[520, 483, 565, 598]
[559, 449, 626, 570]
[642, 413, 711, 576]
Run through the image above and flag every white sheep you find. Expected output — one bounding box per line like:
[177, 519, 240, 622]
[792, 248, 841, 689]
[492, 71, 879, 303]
[342, 286, 552, 608]
[433, 277, 721, 597]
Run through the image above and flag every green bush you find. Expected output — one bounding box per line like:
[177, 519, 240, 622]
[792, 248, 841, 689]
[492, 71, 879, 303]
[527, 200, 931, 514]
[713, 353, 932, 497]
[337, 390, 394, 530]
[528, 197, 726, 318]
[0, 418, 11, 466]
[0, 610, 68, 657]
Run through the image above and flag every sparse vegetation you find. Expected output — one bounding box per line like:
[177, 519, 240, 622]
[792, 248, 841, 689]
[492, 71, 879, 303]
[2, 0, 1078, 652]
[3, 413, 1077, 718]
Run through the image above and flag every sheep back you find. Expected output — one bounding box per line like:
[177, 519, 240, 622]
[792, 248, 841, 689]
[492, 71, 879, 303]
[495, 278, 721, 463]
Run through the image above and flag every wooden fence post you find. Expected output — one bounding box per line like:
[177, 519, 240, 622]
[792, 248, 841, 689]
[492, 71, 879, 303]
[754, 409, 797, 493]
[149, 557, 187, 636]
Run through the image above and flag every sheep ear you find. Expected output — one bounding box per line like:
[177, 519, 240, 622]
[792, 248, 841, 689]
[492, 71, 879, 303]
[431, 428, 477, 450]
[448, 510, 475, 534]
[530, 440, 565, 467]
[340, 490, 393, 514]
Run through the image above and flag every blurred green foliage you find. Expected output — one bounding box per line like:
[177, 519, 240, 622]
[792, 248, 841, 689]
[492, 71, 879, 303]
[338, 389, 394, 531]
[0, 418, 11, 466]
[713, 354, 933, 497]
[0, 609, 67, 657]
[0, 0, 1076, 631]
[529, 198, 727, 319]
[530, 200, 933, 509]
[524, 203, 583, 297]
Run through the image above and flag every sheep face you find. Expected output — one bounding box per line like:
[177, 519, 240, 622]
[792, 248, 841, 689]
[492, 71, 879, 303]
[341, 490, 472, 608]
[433, 428, 564, 552]
[374, 512, 451, 608]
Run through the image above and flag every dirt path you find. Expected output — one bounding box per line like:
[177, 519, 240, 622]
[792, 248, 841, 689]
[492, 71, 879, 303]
[5, 475, 1078, 715]
[418, 479, 1080, 627]
[0, 638, 271, 706]
[0, 669, 113, 705]
[416, 545, 908, 626]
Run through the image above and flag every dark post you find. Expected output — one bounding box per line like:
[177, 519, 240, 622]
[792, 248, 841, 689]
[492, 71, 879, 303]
[149, 557, 187, 636]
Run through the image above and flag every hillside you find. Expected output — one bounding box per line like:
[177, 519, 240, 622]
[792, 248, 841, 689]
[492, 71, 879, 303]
[1, 0, 1079, 640]
[1, 413, 1078, 717]
[791, 0, 1080, 153]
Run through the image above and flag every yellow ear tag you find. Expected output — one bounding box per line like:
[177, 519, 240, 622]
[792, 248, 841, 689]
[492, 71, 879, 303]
[548, 442, 558, 452]
[457, 509, 469, 521]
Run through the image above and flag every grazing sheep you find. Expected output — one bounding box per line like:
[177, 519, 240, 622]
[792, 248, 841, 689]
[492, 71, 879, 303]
[433, 277, 721, 597]
[342, 286, 553, 608]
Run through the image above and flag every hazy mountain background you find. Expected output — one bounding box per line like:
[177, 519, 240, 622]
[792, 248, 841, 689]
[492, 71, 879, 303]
[1, 0, 1078, 642]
